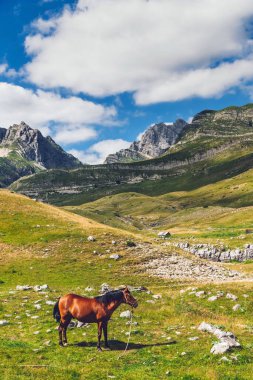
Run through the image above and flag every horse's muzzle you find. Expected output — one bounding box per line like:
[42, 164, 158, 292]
[132, 300, 138, 308]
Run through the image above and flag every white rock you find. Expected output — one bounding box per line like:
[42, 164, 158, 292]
[120, 310, 132, 318]
[85, 286, 94, 292]
[34, 304, 41, 310]
[100, 283, 112, 293]
[211, 341, 230, 355]
[34, 284, 48, 292]
[195, 291, 205, 298]
[199, 322, 241, 355]
[0, 320, 8, 326]
[226, 293, 238, 301]
[87, 236, 96, 242]
[208, 296, 218, 302]
[219, 356, 231, 362]
[232, 304, 241, 311]
[153, 294, 162, 299]
[110, 254, 121, 260]
[188, 336, 199, 341]
[16, 285, 32, 291]
[112, 240, 116, 245]
[45, 300, 55, 305]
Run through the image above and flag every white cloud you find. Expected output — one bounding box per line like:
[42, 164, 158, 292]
[0, 82, 116, 142]
[31, 17, 58, 34]
[69, 138, 131, 164]
[24, 0, 253, 104]
[0, 63, 19, 78]
[0, 64, 8, 74]
[53, 125, 97, 145]
[135, 56, 253, 104]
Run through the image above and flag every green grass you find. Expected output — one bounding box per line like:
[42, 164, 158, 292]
[64, 167, 253, 251]
[1, 190, 253, 379]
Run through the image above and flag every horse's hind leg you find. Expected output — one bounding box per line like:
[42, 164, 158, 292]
[62, 315, 72, 346]
[58, 323, 64, 347]
[59, 314, 72, 347]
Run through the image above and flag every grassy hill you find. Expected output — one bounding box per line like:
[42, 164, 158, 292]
[65, 167, 253, 249]
[1, 190, 253, 379]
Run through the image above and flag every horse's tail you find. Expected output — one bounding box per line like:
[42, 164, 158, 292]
[53, 298, 61, 322]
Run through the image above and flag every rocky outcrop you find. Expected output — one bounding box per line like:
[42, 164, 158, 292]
[1, 122, 81, 169]
[105, 119, 187, 163]
[143, 254, 243, 282]
[0, 121, 82, 187]
[173, 242, 253, 262]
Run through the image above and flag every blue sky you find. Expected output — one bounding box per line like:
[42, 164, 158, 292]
[0, 0, 253, 163]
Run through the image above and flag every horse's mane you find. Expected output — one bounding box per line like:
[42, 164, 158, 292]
[95, 290, 123, 305]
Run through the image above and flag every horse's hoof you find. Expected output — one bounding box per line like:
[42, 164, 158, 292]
[59, 343, 64, 347]
[63, 342, 68, 347]
[97, 347, 103, 352]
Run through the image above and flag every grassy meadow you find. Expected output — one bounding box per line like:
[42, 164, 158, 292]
[0, 190, 253, 379]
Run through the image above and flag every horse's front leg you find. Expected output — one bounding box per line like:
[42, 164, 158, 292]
[102, 321, 110, 350]
[97, 321, 103, 351]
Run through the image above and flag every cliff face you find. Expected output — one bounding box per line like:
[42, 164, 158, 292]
[0, 122, 82, 187]
[104, 119, 187, 163]
[0, 122, 81, 169]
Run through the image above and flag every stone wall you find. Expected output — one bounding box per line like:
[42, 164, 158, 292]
[173, 242, 253, 262]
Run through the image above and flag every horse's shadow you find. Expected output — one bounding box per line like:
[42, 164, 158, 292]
[73, 339, 176, 351]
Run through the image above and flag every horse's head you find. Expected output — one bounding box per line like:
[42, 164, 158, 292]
[122, 287, 138, 308]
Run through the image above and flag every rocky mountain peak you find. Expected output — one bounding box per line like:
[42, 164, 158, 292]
[104, 119, 187, 164]
[0, 122, 82, 170]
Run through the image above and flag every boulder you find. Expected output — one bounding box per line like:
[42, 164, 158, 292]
[120, 310, 132, 318]
[110, 254, 121, 260]
[0, 320, 8, 326]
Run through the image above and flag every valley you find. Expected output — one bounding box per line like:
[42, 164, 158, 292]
[0, 190, 253, 380]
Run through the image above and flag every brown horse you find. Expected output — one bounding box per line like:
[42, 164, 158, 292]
[53, 287, 138, 351]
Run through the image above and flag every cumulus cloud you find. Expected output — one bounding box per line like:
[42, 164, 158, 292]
[135, 56, 253, 104]
[24, 0, 253, 104]
[69, 139, 131, 164]
[0, 82, 116, 142]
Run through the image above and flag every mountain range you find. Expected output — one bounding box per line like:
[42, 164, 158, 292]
[9, 103, 253, 206]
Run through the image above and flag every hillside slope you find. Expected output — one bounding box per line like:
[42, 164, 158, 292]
[65, 167, 253, 245]
[1, 192, 253, 379]
[11, 104, 253, 204]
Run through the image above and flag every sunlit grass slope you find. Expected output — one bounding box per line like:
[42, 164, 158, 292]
[1, 190, 253, 380]
[65, 168, 253, 247]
